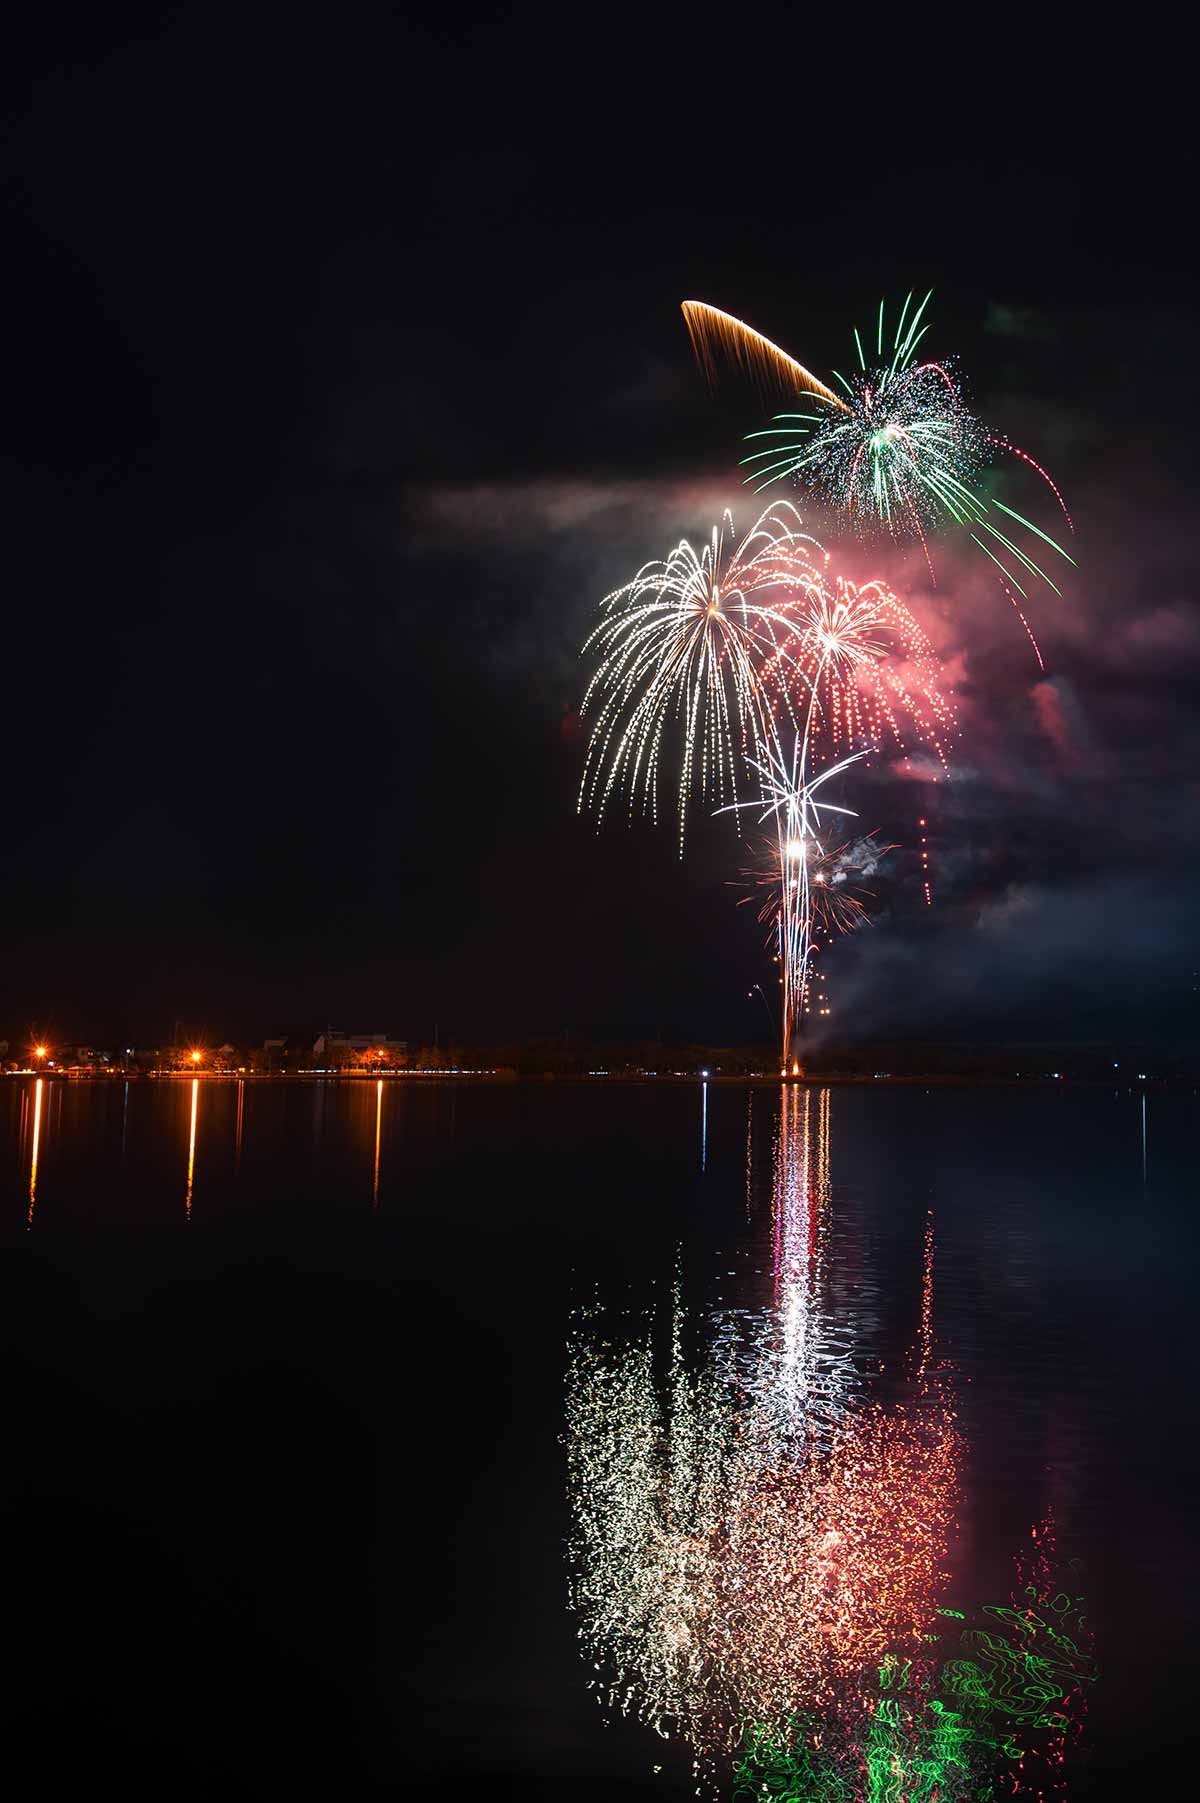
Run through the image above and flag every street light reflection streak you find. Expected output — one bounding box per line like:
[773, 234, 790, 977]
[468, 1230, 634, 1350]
[235, 1078, 245, 1174]
[373, 1078, 382, 1206]
[185, 1078, 198, 1219]
[27, 1077, 43, 1228]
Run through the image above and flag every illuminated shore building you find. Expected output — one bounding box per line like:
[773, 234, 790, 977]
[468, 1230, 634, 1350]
[311, 1032, 408, 1069]
[257, 1030, 408, 1072]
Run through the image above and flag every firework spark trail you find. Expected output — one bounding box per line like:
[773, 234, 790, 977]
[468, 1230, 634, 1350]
[682, 301, 850, 412]
[683, 292, 1075, 606]
[736, 833, 893, 1025]
[565, 1095, 963, 1768]
[989, 434, 1075, 531]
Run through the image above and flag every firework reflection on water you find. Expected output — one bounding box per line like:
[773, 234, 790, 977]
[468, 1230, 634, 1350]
[565, 1088, 962, 1769]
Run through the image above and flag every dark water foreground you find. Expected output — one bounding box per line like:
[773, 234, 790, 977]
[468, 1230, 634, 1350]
[0, 1078, 1194, 1798]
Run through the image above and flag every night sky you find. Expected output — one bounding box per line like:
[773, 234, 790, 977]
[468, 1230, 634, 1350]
[5, 16, 1197, 1053]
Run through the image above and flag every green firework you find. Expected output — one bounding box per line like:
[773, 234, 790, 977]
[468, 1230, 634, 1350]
[740, 294, 1076, 602]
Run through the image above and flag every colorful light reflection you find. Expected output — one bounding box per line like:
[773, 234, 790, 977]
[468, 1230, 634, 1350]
[733, 1518, 1096, 1802]
[566, 1090, 962, 1767]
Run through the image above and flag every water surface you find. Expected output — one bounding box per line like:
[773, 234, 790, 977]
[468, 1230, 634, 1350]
[0, 1078, 1193, 1798]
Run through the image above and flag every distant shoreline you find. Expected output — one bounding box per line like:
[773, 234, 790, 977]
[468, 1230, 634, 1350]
[1, 1069, 1180, 1090]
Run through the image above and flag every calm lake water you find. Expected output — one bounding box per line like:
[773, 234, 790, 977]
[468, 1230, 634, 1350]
[0, 1077, 1194, 1799]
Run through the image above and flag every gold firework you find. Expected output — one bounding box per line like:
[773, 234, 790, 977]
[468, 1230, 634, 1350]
[681, 301, 850, 412]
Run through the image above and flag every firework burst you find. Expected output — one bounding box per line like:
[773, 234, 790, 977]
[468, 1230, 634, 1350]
[577, 503, 826, 852]
[766, 572, 956, 770]
[742, 831, 897, 945]
[684, 292, 1076, 603]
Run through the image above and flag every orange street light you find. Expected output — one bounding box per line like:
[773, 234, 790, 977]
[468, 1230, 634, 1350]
[34, 1045, 47, 1060]
[190, 1050, 202, 1064]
